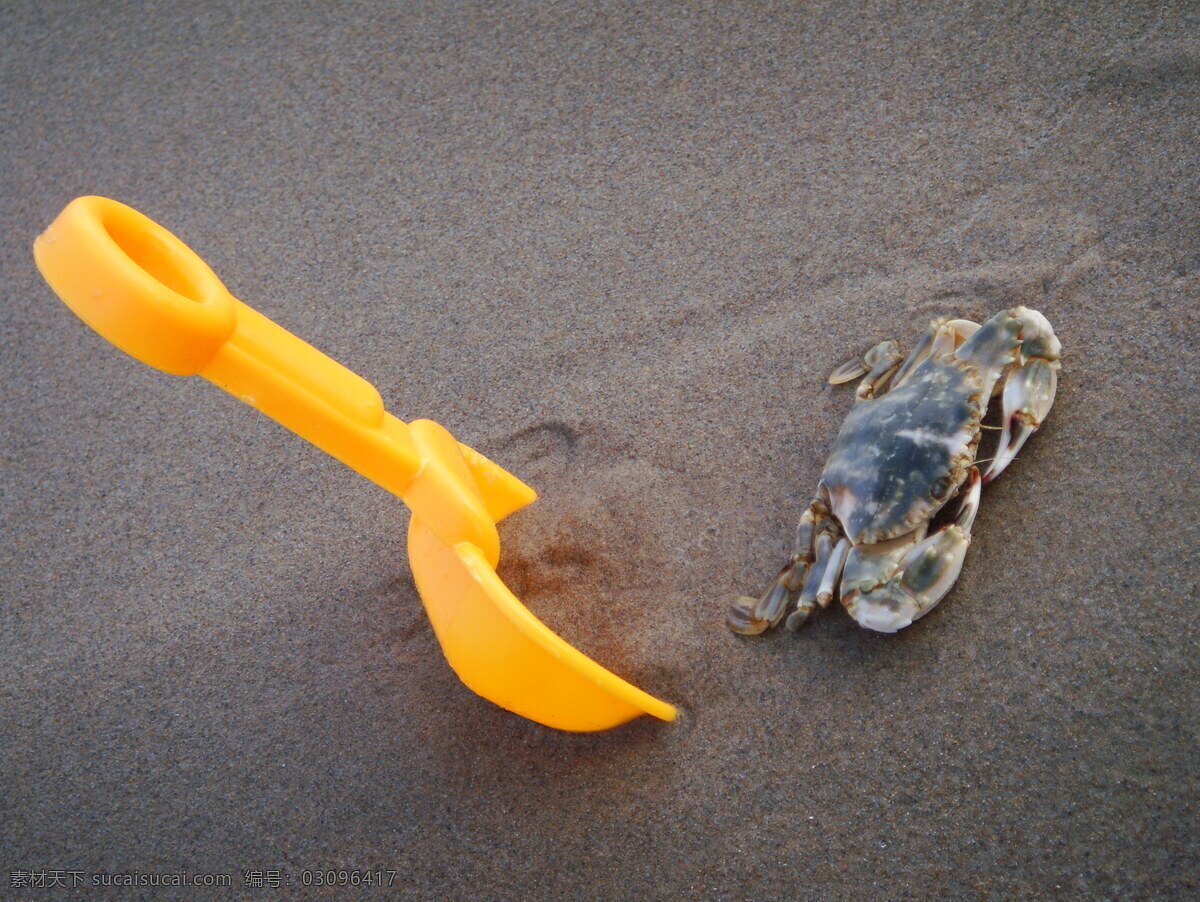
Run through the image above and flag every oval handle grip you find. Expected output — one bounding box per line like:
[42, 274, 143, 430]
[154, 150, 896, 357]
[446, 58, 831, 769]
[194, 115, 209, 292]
[34, 196, 238, 376]
[34, 197, 386, 428]
[35, 196, 390, 430]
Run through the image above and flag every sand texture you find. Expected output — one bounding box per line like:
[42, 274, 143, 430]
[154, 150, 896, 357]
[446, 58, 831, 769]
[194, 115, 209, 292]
[3, 1, 1198, 898]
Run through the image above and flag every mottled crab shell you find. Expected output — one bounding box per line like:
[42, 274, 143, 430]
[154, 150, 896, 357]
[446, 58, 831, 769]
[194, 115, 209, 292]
[820, 358, 984, 545]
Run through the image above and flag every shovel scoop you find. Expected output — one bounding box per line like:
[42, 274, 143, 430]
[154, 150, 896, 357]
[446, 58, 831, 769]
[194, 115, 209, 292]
[34, 196, 676, 732]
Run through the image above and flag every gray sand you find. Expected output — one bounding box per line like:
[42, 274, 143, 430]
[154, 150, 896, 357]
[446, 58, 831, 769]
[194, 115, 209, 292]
[3, 1, 1198, 898]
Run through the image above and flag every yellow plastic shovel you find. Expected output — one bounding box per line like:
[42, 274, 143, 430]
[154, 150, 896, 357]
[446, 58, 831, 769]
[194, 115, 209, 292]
[34, 196, 676, 732]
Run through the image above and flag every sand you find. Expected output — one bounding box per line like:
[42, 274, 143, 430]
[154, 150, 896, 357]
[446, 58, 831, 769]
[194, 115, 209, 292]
[2, 1, 1198, 898]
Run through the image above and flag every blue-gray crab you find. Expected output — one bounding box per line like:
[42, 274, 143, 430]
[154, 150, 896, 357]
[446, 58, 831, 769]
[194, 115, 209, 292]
[729, 306, 1061, 634]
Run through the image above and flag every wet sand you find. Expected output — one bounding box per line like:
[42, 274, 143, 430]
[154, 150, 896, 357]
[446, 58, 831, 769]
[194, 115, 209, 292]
[2, 1, 1198, 898]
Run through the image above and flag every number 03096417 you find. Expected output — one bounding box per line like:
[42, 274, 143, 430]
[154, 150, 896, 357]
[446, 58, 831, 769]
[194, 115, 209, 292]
[301, 869, 397, 887]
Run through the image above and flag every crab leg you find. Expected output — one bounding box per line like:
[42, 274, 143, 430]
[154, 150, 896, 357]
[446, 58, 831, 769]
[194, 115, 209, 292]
[783, 529, 840, 631]
[829, 340, 904, 401]
[888, 318, 942, 387]
[814, 536, 852, 608]
[892, 318, 980, 387]
[728, 497, 836, 635]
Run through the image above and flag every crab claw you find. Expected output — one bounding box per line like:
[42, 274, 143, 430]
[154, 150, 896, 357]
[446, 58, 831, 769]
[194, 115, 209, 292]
[845, 469, 981, 632]
[984, 356, 1057, 483]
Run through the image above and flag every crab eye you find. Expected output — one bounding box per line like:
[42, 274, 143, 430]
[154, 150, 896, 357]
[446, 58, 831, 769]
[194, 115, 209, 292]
[930, 475, 952, 498]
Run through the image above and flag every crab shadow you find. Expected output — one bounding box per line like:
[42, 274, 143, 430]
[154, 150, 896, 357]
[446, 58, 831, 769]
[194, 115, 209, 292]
[735, 595, 956, 678]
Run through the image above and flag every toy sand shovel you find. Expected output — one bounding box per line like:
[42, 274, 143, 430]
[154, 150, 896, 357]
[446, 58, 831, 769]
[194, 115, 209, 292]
[34, 196, 676, 732]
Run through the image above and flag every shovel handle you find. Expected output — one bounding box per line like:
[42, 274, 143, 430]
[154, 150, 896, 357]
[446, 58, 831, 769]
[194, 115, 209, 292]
[34, 196, 532, 562]
[34, 196, 424, 495]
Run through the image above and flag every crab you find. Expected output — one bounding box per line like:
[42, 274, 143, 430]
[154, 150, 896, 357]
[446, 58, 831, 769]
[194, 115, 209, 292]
[728, 306, 1061, 635]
